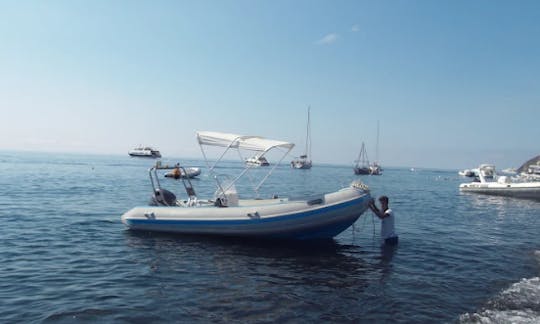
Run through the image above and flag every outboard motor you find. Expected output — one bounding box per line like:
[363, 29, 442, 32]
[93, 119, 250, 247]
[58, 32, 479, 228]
[149, 188, 177, 206]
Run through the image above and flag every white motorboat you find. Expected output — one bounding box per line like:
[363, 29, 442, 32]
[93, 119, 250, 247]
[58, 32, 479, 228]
[523, 165, 540, 181]
[516, 155, 540, 181]
[458, 169, 476, 177]
[128, 145, 161, 158]
[245, 155, 270, 167]
[521, 164, 540, 181]
[291, 107, 312, 169]
[459, 164, 540, 199]
[528, 165, 540, 174]
[164, 165, 201, 179]
[517, 155, 540, 175]
[515, 155, 540, 181]
[121, 131, 372, 240]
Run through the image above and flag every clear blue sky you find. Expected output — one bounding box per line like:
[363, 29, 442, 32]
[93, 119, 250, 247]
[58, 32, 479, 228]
[1, 1, 539, 169]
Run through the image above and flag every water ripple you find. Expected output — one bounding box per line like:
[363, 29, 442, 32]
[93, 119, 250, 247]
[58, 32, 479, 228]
[0, 153, 539, 322]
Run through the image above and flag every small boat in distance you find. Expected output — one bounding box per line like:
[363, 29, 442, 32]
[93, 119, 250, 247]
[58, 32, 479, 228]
[516, 155, 540, 181]
[369, 162, 382, 175]
[291, 155, 312, 169]
[459, 164, 540, 200]
[164, 165, 202, 179]
[121, 131, 372, 239]
[458, 169, 476, 177]
[245, 154, 270, 166]
[291, 106, 312, 169]
[129, 145, 161, 158]
[354, 142, 371, 175]
[525, 165, 540, 181]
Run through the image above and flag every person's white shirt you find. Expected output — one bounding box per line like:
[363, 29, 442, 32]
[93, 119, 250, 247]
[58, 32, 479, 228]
[381, 208, 397, 240]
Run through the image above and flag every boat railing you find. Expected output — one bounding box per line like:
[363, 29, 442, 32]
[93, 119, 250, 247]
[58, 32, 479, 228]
[150, 162, 197, 205]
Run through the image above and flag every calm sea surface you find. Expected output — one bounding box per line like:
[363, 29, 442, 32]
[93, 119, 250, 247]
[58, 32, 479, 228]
[1, 152, 539, 323]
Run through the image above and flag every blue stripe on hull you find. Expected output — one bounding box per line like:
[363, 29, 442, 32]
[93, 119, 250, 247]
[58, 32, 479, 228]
[127, 215, 360, 240]
[124, 195, 369, 240]
[265, 215, 361, 240]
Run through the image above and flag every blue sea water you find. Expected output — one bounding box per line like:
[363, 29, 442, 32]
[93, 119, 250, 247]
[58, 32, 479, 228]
[0, 151, 539, 323]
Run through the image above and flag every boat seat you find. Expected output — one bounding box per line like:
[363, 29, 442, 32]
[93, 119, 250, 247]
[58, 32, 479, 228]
[151, 188, 177, 206]
[214, 197, 227, 207]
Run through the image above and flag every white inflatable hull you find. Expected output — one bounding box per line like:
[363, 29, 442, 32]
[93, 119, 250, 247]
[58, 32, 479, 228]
[164, 167, 201, 179]
[460, 182, 540, 199]
[121, 186, 371, 239]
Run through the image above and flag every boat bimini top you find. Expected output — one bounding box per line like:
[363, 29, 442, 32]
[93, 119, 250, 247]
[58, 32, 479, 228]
[196, 131, 295, 197]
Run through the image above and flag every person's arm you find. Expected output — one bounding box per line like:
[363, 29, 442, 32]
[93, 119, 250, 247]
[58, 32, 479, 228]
[369, 201, 384, 218]
[373, 209, 385, 219]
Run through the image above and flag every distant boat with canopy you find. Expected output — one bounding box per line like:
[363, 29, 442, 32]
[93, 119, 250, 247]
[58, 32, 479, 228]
[128, 145, 161, 158]
[459, 164, 540, 199]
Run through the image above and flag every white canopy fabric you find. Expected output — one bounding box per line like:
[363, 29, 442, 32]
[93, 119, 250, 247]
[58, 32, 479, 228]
[197, 131, 294, 152]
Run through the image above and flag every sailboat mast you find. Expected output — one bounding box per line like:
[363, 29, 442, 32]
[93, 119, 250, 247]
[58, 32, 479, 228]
[376, 120, 379, 163]
[355, 142, 369, 167]
[306, 106, 311, 159]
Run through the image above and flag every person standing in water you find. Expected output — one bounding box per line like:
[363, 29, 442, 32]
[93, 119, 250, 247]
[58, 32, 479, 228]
[369, 195, 398, 245]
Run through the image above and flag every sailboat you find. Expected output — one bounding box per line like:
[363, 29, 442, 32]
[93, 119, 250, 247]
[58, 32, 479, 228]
[353, 142, 371, 175]
[291, 107, 312, 169]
